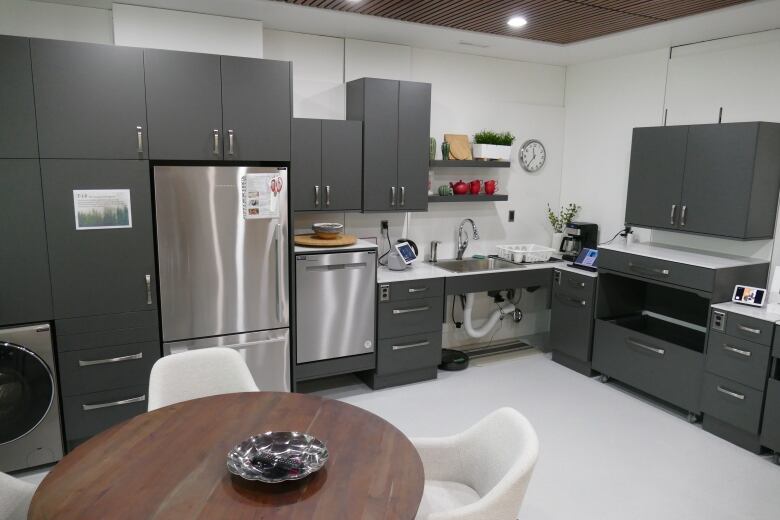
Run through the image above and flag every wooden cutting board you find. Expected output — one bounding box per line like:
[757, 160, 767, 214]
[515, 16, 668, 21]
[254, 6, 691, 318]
[444, 134, 473, 160]
[294, 234, 358, 247]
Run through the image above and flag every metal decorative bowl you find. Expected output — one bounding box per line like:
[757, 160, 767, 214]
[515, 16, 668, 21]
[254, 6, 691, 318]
[312, 222, 343, 239]
[227, 431, 329, 483]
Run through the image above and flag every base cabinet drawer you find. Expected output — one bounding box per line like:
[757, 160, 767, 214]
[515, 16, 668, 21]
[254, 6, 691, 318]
[705, 331, 770, 390]
[592, 318, 704, 412]
[62, 385, 147, 449]
[555, 269, 596, 298]
[55, 310, 159, 352]
[58, 341, 159, 396]
[598, 249, 714, 293]
[380, 278, 444, 302]
[724, 313, 774, 346]
[761, 379, 780, 450]
[378, 297, 443, 339]
[377, 331, 442, 376]
[701, 373, 763, 433]
[550, 284, 595, 364]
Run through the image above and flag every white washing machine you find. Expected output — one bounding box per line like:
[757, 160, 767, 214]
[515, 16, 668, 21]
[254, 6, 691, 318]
[0, 323, 63, 472]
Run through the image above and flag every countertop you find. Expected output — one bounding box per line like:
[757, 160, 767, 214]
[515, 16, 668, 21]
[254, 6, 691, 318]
[294, 238, 378, 255]
[600, 242, 768, 269]
[711, 301, 780, 323]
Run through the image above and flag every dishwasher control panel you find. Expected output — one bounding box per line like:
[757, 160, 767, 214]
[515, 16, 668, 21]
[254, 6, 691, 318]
[379, 284, 390, 302]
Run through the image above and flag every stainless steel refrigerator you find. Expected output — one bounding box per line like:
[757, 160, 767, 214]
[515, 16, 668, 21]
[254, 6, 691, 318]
[154, 166, 290, 391]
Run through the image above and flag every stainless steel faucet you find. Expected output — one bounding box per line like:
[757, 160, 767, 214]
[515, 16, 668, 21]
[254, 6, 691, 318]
[457, 219, 479, 260]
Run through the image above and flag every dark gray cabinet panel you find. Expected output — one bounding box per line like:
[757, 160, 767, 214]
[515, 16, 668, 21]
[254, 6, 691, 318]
[221, 56, 291, 162]
[550, 270, 596, 367]
[377, 331, 442, 376]
[379, 278, 444, 303]
[624, 126, 687, 230]
[701, 372, 764, 433]
[55, 310, 159, 352]
[322, 120, 362, 211]
[0, 36, 38, 158]
[378, 297, 443, 339]
[291, 119, 322, 211]
[762, 378, 780, 451]
[31, 39, 147, 159]
[397, 81, 431, 211]
[705, 331, 770, 391]
[41, 160, 157, 318]
[724, 311, 774, 346]
[598, 249, 714, 293]
[0, 160, 52, 325]
[144, 49, 222, 160]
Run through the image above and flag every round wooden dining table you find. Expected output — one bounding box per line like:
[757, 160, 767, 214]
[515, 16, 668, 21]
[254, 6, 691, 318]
[29, 392, 424, 519]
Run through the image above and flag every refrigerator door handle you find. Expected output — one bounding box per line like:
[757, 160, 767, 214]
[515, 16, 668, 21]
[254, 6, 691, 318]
[276, 223, 283, 322]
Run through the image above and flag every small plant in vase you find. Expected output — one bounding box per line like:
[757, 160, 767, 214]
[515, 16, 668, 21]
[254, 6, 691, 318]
[547, 203, 581, 250]
[472, 130, 515, 161]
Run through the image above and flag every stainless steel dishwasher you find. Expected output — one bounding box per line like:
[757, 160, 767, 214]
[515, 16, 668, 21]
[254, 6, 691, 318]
[295, 250, 376, 364]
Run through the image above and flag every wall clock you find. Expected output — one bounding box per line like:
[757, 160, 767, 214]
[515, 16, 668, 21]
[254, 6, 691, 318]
[519, 139, 546, 172]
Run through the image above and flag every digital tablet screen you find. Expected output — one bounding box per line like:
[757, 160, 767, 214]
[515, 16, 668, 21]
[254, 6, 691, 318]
[395, 242, 417, 264]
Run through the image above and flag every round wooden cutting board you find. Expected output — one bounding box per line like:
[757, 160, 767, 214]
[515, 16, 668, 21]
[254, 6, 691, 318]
[294, 233, 358, 247]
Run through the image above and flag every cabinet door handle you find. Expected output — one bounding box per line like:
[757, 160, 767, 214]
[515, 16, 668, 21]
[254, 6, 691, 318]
[390, 186, 396, 207]
[227, 129, 235, 156]
[408, 287, 428, 293]
[325, 185, 331, 208]
[628, 262, 670, 277]
[213, 129, 220, 155]
[568, 279, 586, 288]
[400, 186, 406, 207]
[393, 306, 430, 315]
[314, 185, 320, 207]
[82, 394, 146, 411]
[79, 353, 143, 367]
[737, 324, 761, 335]
[717, 385, 745, 401]
[680, 205, 687, 226]
[555, 293, 587, 307]
[723, 344, 752, 357]
[670, 204, 677, 225]
[626, 337, 665, 356]
[145, 274, 152, 305]
[275, 223, 284, 322]
[136, 125, 143, 154]
[392, 340, 430, 351]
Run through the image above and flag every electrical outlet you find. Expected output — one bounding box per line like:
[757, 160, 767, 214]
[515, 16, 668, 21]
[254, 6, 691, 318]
[381, 220, 389, 231]
[508, 210, 515, 222]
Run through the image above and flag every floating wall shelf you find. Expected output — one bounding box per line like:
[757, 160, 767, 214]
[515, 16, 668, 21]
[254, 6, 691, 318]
[429, 160, 511, 168]
[428, 194, 508, 203]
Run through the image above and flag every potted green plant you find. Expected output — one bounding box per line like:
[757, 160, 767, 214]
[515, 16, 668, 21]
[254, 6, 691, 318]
[472, 130, 515, 161]
[546, 203, 581, 250]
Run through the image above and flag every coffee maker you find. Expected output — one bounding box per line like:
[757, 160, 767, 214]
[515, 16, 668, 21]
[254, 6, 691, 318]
[559, 222, 598, 261]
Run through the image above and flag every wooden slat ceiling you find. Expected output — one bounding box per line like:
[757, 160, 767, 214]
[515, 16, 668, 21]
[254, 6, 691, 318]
[277, 0, 753, 44]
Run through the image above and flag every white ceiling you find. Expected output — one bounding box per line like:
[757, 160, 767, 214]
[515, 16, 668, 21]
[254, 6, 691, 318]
[34, 0, 780, 65]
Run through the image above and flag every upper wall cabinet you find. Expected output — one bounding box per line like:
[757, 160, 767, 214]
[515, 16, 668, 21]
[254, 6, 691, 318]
[221, 56, 291, 162]
[292, 118, 362, 212]
[31, 39, 148, 159]
[0, 36, 38, 158]
[347, 78, 431, 212]
[625, 122, 780, 240]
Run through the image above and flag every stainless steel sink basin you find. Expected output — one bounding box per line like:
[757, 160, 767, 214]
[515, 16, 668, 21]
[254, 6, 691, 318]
[435, 258, 522, 273]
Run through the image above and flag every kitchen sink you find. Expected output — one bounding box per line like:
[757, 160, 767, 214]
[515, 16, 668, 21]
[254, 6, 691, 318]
[435, 258, 523, 273]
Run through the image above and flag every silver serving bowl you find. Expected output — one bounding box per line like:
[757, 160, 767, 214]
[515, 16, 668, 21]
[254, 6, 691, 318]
[227, 431, 328, 483]
[312, 222, 343, 239]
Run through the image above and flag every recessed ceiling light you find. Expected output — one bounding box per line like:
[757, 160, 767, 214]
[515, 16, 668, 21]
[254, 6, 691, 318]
[507, 16, 527, 28]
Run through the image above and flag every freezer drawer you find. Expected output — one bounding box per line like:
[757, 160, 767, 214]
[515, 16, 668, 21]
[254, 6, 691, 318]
[164, 329, 290, 392]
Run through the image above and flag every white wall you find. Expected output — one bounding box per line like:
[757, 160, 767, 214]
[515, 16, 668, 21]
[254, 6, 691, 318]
[0, 0, 112, 44]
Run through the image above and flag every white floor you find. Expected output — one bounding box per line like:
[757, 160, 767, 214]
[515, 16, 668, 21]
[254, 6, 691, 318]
[303, 350, 780, 520]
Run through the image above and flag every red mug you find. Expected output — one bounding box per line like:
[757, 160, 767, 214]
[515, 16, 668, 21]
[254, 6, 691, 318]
[469, 180, 481, 194]
[485, 179, 498, 195]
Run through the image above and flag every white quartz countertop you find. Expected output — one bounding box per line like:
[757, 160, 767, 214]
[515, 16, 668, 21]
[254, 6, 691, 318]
[711, 301, 780, 323]
[294, 238, 378, 255]
[600, 242, 767, 269]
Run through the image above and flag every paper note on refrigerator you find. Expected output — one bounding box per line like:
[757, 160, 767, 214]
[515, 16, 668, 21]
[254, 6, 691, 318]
[242, 173, 282, 219]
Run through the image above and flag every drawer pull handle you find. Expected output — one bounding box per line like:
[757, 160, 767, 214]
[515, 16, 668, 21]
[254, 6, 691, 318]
[555, 293, 587, 307]
[716, 386, 745, 401]
[145, 274, 152, 305]
[723, 344, 752, 357]
[568, 280, 586, 288]
[392, 340, 430, 351]
[737, 324, 761, 335]
[79, 353, 143, 367]
[136, 125, 143, 154]
[626, 338, 665, 356]
[393, 306, 430, 315]
[628, 262, 670, 277]
[82, 394, 146, 411]
[408, 287, 428, 293]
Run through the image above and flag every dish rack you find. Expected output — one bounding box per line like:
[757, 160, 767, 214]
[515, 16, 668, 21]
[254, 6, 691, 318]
[497, 244, 555, 263]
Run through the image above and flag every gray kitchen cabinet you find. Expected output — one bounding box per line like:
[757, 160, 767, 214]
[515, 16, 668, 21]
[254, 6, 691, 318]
[347, 78, 431, 212]
[31, 39, 148, 159]
[0, 36, 38, 158]
[624, 126, 688, 231]
[221, 56, 291, 162]
[550, 269, 597, 376]
[144, 49, 223, 160]
[291, 119, 322, 211]
[0, 160, 52, 325]
[763, 376, 780, 462]
[680, 123, 780, 239]
[40, 160, 157, 319]
[624, 122, 780, 239]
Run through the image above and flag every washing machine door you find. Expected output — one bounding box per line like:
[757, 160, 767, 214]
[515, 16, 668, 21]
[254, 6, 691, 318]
[0, 342, 54, 445]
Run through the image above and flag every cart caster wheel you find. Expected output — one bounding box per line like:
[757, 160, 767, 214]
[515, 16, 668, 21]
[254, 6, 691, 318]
[599, 375, 610, 384]
[774, 453, 780, 466]
[687, 413, 700, 424]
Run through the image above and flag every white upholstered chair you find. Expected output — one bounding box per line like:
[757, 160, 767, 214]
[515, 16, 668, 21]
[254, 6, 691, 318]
[412, 407, 539, 520]
[0, 472, 36, 520]
[147, 347, 259, 411]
